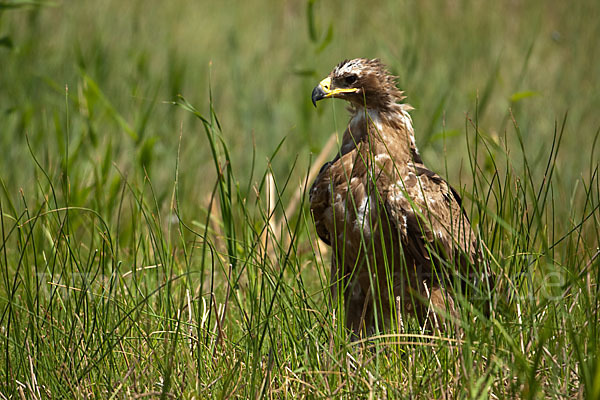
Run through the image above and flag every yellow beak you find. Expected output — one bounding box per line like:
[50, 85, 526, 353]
[311, 77, 359, 107]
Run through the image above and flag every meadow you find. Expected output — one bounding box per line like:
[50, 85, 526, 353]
[0, 0, 599, 398]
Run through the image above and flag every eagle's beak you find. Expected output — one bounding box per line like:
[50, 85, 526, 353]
[311, 76, 359, 107]
[311, 77, 330, 107]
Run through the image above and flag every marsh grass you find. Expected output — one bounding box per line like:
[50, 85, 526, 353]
[1, 86, 598, 398]
[1, 0, 599, 398]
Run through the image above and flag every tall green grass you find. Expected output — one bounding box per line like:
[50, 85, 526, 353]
[1, 0, 599, 398]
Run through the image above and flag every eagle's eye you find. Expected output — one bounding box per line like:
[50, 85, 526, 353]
[344, 74, 358, 85]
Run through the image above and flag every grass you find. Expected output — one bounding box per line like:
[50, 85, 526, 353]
[1, 0, 599, 398]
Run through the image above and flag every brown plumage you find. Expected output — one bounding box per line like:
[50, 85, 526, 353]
[310, 58, 480, 336]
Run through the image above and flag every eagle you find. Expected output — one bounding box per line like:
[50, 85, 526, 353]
[309, 58, 480, 336]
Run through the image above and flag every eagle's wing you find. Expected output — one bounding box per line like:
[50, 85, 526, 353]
[309, 147, 365, 247]
[309, 161, 334, 245]
[380, 161, 479, 269]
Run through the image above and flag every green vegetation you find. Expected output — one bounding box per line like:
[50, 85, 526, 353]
[1, 0, 599, 398]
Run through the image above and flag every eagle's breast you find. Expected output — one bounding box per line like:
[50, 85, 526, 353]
[310, 114, 402, 258]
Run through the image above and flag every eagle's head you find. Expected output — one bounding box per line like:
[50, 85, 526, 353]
[311, 58, 406, 110]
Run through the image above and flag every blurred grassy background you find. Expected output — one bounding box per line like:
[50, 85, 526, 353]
[2, 0, 599, 206]
[1, 0, 599, 397]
